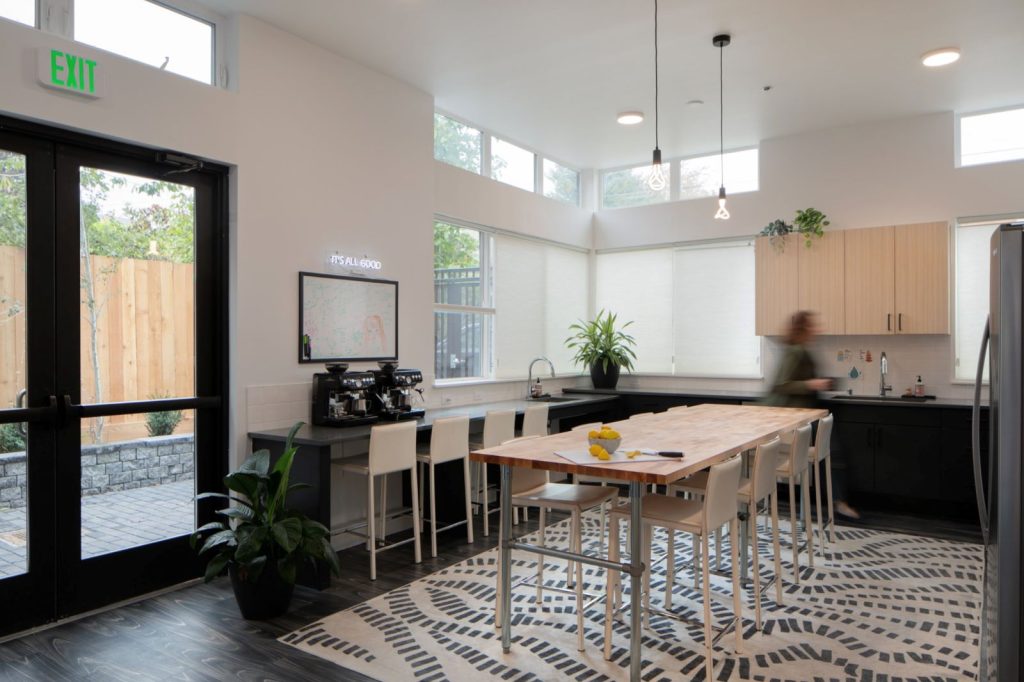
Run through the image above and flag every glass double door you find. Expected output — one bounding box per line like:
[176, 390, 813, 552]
[0, 125, 226, 634]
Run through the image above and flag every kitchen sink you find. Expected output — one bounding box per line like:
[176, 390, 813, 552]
[830, 394, 933, 402]
[527, 395, 577, 403]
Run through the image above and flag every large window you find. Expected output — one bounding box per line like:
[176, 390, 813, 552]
[434, 113, 482, 174]
[955, 221, 1001, 381]
[432, 112, 581, 206]
[0, 0, 34, 26]
[600, 148, 759, 209]
[959, 107, 1024, 167]
[74, 0, 214, 84]
[433, 219, 588, 382]
[595, 240, 761, 377]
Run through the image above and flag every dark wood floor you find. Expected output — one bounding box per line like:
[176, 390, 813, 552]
[0, 501, 980, 681]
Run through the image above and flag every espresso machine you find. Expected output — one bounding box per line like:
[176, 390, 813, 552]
[312, 363, 379, 427]
[370, 362, 425, 421]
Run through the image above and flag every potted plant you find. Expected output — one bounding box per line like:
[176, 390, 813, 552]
[190, 422, 340, 619]
[565, 309, 638, 389]
[760, 207, 831, 249]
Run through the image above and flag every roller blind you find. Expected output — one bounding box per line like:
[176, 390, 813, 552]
[494, 235, 587, 379]
[672, 241, 760, 377]
[594, 249, 674, 373]
[955, 223, 998, 381]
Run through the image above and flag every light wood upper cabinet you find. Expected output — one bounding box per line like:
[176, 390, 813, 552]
[844, 226, 896, 334]
[754, 235, 798, 336]
[798, 230, 845, 334]
[894, 221, 950, 334]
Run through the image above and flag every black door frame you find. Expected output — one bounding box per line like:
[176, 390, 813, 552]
[0, 114, 229, 632]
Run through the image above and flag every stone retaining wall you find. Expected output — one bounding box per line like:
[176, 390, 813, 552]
[0, 434, 194, 509]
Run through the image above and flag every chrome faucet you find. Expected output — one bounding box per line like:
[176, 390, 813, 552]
[879, 352, 892, 397]
[527, 357, 556, 398]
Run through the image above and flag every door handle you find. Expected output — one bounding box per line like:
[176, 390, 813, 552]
[887, 313, 891, 331]
[15, 389, 27, 437]
[972, 318, 990, 543]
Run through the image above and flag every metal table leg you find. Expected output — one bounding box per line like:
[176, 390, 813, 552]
[500, 464, 513, 652]
[628, 481, 643, 682]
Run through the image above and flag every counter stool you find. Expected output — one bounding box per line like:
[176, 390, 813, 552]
[474, 409, 515, 537]
[515, 404, 549, 525]
[776, 424, 814, 583]
[417, 415, 473, 558]
[604, 455, 744, 680]
[333, 421, 421, 581]
[740, 437, 785, 628]
[494, 436, 618, 652]
[809, 414, 836, 552]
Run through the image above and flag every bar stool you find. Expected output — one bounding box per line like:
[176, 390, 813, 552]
[515, 404, 549, 525]
[776, 424, 814, 583]
[417, 416, 473, 558]
[494, 436, 618, 652]
[740, 437, 785, 629]
[333, 421, 421, 581]
[604, 455, 744, 680]
[474, 409, 515, 537]
[809, 414, 836, 551]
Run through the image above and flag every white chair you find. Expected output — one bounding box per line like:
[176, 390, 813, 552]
[604, 456, 744, 680]
[495, 436, 618, 652]
[474, 409, 515, 537]
[740, 438, 786, 629]
[417, 416, 473, 558]
[809, 414, 837, 551]
[333, 421, 421, 581]
[776, 424, 814, 583]
[514, 404, 549, 525]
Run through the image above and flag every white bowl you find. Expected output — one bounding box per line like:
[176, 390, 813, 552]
[588, 437, 622, 453]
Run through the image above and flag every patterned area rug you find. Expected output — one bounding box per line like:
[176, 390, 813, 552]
[281, 513, 981, 681]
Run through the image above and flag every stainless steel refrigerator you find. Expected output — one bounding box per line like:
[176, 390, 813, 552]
[974, 222, 1024, 681]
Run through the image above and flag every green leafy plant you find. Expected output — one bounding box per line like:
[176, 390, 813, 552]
[0, 423, 26, 454]
[145, 396, 183, 437]
[190, 422, 341, 585]
[760, 208, 831, 249]
[565, 309, 638, 373]
[793, 207, 831, 247]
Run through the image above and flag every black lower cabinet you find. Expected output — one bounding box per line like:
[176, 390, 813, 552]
[830, 404, 986, 525]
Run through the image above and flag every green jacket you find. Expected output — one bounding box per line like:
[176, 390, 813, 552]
[763, 344, 819, 408]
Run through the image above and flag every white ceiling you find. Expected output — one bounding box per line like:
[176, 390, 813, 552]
[200, 0, 1024, 170]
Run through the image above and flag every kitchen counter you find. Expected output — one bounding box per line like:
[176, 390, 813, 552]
[248, 393, 620, 446]
[562, 386, 985, 409]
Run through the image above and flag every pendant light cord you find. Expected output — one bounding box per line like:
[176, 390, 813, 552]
[654, 0, 659, 152]
[719, 41, 724, 187]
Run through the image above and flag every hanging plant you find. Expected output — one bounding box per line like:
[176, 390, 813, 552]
[759, 208, 831, 250]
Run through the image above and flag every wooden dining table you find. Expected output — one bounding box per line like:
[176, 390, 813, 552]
[470, 403, 827, 682]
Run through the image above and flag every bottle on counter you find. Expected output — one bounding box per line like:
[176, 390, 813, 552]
[914, 375, 925, 397]
[531, 378, 544, 398]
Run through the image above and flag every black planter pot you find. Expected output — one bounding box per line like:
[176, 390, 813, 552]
[590, 362, 621, 389]
[229, 562, 295, 620]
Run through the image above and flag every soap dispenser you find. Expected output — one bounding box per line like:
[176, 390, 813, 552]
[914, 375, 925, 397]
[531, 378, 543, 398]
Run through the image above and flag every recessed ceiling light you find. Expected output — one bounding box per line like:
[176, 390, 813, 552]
[616, 111, 644, 125]
[921, 47, 960, 67]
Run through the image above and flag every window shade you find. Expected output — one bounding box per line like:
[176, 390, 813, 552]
[672, 241, 760, 377]
[493, 235, 587, 379]
[955, 223, 998, 381]
[594, 250, 674, 373]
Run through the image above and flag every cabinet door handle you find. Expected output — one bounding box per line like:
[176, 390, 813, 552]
[887, 313, 891, 331]
[898, 313, 903, 331]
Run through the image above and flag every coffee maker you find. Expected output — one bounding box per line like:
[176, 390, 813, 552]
[370, 362, 425, 421]
[312, 363, 379, 427]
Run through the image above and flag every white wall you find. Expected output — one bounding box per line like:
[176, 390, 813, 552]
[0, 15, 436, 545]
[594, 111, 1024, 400]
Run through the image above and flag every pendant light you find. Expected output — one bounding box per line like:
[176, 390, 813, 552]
[713, 33, 731, 220]
[647, 0, 666, 191]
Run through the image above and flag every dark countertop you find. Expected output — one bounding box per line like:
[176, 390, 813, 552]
[248, 394, 620, 446]
[563, 387, 985, 410]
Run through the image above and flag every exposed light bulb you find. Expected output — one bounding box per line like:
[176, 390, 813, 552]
[648, 147, 666, 191]
[714, 186, 730, 220]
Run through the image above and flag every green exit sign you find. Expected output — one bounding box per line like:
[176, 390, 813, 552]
[37, 48, 102, 98]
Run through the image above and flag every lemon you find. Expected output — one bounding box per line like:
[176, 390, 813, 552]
[589, 444, 605, 457]
[627, 450, 640, 459]
[597, 451, 611, 461]
[588, 430, 600, 439]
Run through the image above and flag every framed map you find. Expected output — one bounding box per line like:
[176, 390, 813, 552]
[299, 272, 398, 363]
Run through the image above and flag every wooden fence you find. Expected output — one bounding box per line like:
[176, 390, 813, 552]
[0, 245, 195, 443]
